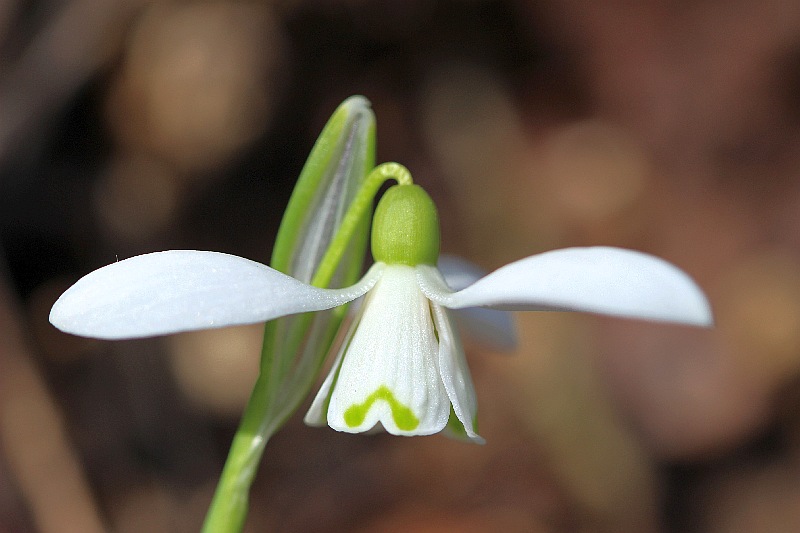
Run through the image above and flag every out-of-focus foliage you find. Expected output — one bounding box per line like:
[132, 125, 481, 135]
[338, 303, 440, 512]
[3, 1, 800, 532]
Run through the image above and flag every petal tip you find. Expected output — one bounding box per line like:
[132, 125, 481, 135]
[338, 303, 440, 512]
[675, 279, 714, 328]
[695, 306, 715, 329]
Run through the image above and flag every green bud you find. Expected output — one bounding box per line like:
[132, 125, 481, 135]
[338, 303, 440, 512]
[371, 184, 440, 266]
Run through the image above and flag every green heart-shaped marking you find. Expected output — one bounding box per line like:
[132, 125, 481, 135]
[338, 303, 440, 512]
[343, 385, 420, 431]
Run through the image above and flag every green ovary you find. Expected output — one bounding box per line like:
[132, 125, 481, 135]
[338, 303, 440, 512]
[370, 184, 440, 266]
[343, 385, 420, 431]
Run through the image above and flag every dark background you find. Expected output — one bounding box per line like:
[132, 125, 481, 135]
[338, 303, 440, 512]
[2, 1, 800, 532]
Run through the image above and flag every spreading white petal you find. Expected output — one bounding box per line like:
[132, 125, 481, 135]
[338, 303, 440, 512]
[437, 255, 517, 351]
[50, 251, 383, 340]
[419, 247, 713, 327]
[326, 265, 450, 436]
[430, 302, 484, 444]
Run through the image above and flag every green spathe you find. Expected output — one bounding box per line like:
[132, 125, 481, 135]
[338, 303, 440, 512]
[203, 96, 376, 533]
[371, 184, 440, 266]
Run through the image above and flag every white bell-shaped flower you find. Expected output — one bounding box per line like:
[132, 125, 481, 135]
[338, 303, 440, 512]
[50, 184, 712, 443]
[304, 264, 476, 440]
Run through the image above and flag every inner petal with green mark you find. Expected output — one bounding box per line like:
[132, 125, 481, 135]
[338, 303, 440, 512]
[343, 385, 419, 431]
[325, 265, 451, 436]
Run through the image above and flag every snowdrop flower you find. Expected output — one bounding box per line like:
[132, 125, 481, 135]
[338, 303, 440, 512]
[50, 181, 711, 444]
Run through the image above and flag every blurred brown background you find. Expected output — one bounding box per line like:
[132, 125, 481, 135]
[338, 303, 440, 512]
[3, 1, 800, 532]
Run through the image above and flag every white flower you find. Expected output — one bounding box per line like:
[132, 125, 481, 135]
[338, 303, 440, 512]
[50, 185, 712, 444]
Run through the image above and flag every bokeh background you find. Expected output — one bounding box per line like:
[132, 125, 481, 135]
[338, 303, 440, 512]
[3, 1, 800, 532]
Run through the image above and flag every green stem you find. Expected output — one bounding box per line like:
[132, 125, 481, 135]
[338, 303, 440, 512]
[201, 163, 412, 533]
[202, 374, 270, 533]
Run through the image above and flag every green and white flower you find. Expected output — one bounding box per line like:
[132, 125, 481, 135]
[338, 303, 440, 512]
[50, 181, 712, 444]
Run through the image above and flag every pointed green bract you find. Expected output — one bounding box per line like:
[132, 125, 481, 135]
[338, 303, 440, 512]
[203, 96, 376, 533]
[265, 96, 378, 429]
[271, 95, 376, 278]
[265, 96, 376, 422]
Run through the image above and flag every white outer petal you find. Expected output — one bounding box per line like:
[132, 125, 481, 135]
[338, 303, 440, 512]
[419, 247, 713, 327]
[49, 251, 383, 340]
[326, 265, 450, 436]
[437, 255, 517, 351]
[429, 300, 484, 444]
